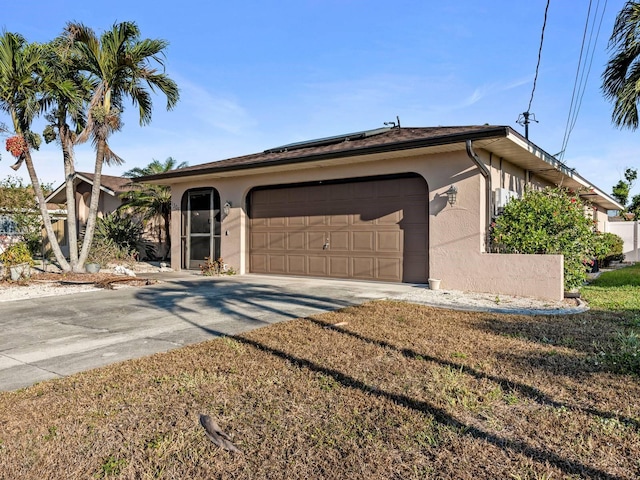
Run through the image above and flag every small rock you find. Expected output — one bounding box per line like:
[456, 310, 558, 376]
[114, 265, 136, 277]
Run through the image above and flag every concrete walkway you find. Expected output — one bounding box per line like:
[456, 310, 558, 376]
[0, 273, 424, 392]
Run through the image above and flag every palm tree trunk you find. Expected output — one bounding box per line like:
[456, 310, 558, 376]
[23, 148, 71, 272]
[163, 210, 171, 260]
[76, 138, 105, 270]
[60, 124, 79, 270]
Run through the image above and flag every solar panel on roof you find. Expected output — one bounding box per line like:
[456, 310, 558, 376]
[264, 127, 392, 154]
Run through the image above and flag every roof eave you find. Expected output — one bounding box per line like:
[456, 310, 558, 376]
[139, 126, 511, 183]
[503, 130, 623, 210]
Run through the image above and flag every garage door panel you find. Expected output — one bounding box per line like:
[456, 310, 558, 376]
[352, 231, 375, 251]
[288, 232, 305, 250]
[250, 254, 267, 273]
[287, 216, 306, 227]
[251, 232, 268, 249]
[404, 225, 428, 253]
[268, 217, 286, 228]
[352, 257, 376, 279]
[403, 254, 428, 282]
[249, 176, 428, 283]
[402, 203, 428, 224]
[378, 258, 402, 281]
[268, 232, 285, 250]
[308, 256, 328, 276]
[268, 255, 286, 273]
[377, 231, 401, 252]
[269, 189, 289, 204]
[308, 231, 328, 250]
[329, 257, 350, 277]
[329, 213, 349, 226]
[352, 182, 376, 199]
[378, 210, 402, 225]
[329, 231, 349, 250]
[308, 215, 328, 226]
[329, 183, 351, 200]
[287, 255, 306, 274]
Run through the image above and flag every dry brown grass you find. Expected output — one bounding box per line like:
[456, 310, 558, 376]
[1, 301, 639, 479]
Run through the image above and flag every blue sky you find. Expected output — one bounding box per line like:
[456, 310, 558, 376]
[1, 0, 638, 199]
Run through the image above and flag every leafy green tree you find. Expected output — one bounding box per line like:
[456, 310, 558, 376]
[611, 167, 637, 207]
[603, 1, 640, 129]
[0, 176, 52, 255]
[120, 157, 187, 258]
[491, 188, 603, 290]
[628, 193, 640, 218]
[66, 21, 179, 269]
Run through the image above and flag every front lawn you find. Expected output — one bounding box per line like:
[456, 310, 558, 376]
[1, 293, 639, 478]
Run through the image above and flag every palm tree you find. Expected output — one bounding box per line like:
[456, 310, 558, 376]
[603, 1, 640, 129]
[66, 21, 179, 269]
[40, 36, 92, 270]
[0, 31, 71, 270]
[120, 157, 187, 259]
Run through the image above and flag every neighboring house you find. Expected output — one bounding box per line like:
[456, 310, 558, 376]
[45, 172, 167, 259]
[45, 172, 136, 257]
[139, 125, 622, 301]
[0, 213, 21, 254]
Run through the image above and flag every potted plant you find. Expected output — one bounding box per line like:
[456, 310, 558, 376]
[85, 261, 101, 274]
[0, 242, 34, 281]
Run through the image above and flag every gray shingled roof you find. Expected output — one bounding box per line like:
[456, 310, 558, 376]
[139, 125, 509, 181]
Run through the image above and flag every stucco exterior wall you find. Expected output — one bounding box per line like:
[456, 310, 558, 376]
[607, 221, 639, 262]
[167, 147, 565, 300]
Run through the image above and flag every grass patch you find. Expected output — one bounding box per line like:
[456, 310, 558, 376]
[588, 262, 640, 288]
[1, 302, 640, 479]
[582, 263, 640, 374]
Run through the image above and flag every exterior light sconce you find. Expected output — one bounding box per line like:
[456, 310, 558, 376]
[445, 185, 458, 206]
[223, 201, 232, 216]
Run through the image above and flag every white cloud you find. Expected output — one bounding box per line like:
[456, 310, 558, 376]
[174, 76, 256, 135]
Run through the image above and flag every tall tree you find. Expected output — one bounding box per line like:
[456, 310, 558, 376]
[66, 21, 179, 269]
[40, 35, 92, 271]
[603, 1, 640, 129]
[611, 167, 637, 206]
[0, 31, 71, 269]
[120, 157, 187, 259]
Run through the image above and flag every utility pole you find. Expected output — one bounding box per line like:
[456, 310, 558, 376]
[517, 111, 538, 140]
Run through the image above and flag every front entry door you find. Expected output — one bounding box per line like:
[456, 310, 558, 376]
[184, 189, 220, 269]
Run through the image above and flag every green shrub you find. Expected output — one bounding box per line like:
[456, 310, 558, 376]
[0, 241, 34, 267]
[87, 236, 137, 266]
[491, 187, 601, 291]
[91, 211, 155, 261]
[596, 232, 625, 266]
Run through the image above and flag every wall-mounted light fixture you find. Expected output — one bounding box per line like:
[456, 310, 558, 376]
[445, 185, 458, 206]
[223, 201, 232, 216]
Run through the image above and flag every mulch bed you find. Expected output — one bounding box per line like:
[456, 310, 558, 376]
[3, 271, 155, 289]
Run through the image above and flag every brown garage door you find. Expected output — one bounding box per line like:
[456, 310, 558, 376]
[249, 175, 428, 283]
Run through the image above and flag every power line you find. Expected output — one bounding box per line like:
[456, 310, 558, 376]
[518, 0, 550, 139]
[528, 0, 551, 113]
[558, 0, 608, 160]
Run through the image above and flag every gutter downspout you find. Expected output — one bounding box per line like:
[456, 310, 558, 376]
[465, 140, 492, 251]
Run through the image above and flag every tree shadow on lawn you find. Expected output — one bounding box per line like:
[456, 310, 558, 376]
[218, 322, 626, 479]
[133, 283, 627, 480]
[475, 309, 639, 375]
[305, 316, 640, 432]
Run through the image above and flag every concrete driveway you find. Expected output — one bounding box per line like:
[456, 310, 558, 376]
[0, 273, 424, 391]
